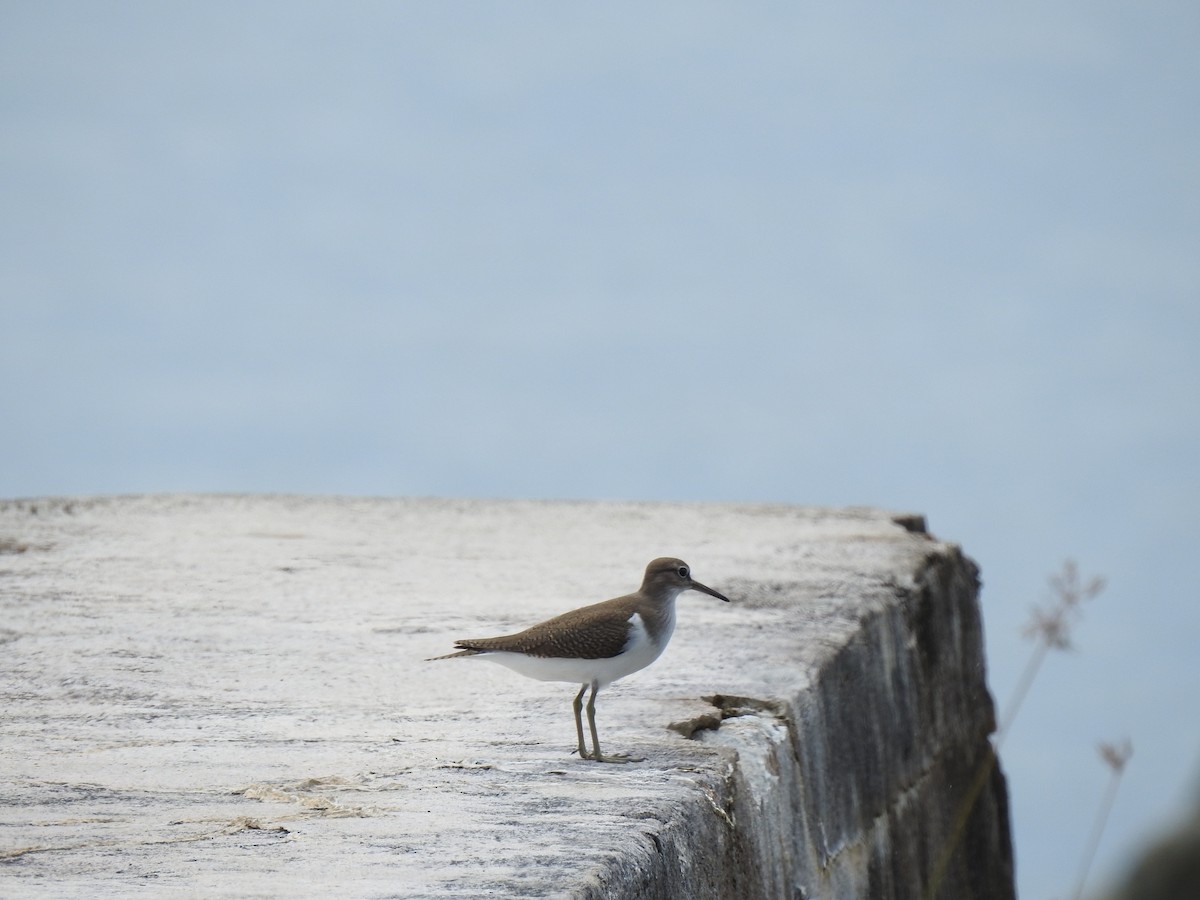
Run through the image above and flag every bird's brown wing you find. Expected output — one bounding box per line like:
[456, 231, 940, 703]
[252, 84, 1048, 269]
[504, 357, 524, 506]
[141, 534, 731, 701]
[454, 596, 637, 660]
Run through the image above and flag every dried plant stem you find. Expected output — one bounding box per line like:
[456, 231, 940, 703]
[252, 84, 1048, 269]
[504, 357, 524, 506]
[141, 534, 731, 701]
[925, 561, 1104, 900]
[1070, 771, 1121, 900]
[1070, 742, 1132, 900]
[996, 638, 1050, 743]
[925, 631, 1046, 899]
[924, 741, 999, 900]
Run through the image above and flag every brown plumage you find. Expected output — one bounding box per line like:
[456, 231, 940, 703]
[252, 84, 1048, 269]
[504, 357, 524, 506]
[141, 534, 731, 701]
[448, 595, 644, 660]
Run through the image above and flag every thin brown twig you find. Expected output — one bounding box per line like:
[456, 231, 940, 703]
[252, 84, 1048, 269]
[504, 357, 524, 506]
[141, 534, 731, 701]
[1070, 740, 1133, 900]
[923, 560, 1104, 900]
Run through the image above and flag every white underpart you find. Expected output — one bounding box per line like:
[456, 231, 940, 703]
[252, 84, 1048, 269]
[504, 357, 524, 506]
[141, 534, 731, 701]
[475, 604, 677, 688]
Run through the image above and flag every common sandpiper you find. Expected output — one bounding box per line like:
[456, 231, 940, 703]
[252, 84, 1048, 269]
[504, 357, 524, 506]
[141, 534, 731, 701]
[430, 557, 731, 762]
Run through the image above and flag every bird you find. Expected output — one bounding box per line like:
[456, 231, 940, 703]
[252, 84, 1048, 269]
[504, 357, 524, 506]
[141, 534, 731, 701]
[429, 557, 731, 763]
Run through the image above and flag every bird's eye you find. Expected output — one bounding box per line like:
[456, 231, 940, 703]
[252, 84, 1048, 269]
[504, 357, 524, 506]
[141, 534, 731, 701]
[677, 566, 689, 578]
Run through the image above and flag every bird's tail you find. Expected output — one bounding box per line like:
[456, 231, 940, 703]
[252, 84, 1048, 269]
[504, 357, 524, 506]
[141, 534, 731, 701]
[425, 648, 487, 662]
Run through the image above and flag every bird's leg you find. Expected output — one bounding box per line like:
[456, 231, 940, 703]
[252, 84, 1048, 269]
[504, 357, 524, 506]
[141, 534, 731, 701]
[585, 681, 643, 764]
[572, 683, 590, 759]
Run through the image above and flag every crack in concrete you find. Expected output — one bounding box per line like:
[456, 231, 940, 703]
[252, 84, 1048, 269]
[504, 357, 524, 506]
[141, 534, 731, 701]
[0, 816, 292, 862]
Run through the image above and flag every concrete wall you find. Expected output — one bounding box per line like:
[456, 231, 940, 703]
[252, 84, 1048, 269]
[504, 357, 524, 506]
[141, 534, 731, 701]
[0, 495, 1012, 898]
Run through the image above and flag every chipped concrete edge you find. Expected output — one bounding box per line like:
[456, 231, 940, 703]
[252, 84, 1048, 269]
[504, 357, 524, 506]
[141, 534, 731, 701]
[576, 541, 1015, 900]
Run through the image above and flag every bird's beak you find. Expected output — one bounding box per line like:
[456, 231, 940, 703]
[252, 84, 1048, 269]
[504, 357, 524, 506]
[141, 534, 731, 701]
[689, 580, 731, 603]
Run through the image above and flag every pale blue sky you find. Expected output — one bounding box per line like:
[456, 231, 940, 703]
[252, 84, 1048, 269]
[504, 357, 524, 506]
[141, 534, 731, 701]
[3, 3, 1199, 896]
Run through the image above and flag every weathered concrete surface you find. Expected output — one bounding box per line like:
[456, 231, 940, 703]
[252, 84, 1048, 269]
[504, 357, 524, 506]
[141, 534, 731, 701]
[0, 495, 1013, 898]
